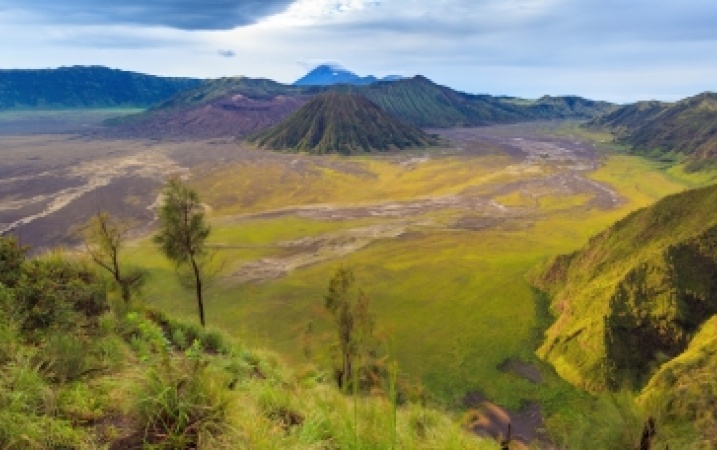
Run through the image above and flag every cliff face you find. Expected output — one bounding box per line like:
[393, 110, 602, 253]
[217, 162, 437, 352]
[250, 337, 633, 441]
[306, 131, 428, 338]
[533, 184, 717, 392]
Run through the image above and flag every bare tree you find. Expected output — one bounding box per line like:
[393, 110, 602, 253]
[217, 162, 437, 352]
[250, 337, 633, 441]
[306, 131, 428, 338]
[83, 211, 143, 304]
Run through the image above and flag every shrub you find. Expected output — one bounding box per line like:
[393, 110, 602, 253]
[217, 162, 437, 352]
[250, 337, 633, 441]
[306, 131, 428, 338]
[0, 348, 87, 449]
[12, 255, 107, 338]
[40, 333, 94, 383]
[134, 347, 231, 448]
[0, 236, 27, 288]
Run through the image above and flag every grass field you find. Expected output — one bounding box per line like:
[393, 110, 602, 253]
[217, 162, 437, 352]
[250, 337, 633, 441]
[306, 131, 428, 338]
[124, 127, 716, 426]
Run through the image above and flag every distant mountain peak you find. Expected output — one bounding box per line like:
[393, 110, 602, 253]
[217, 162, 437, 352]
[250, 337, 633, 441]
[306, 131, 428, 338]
[293, 65, 402, 86]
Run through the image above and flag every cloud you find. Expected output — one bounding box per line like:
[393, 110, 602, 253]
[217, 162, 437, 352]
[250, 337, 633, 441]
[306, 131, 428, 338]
[2, 0, 296, 30]
[218, 49, 236, 58]
[3, 0, 717, 101]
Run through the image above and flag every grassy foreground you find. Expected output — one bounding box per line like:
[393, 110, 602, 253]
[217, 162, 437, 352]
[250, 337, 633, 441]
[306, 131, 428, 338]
[0, 242, 498, 449]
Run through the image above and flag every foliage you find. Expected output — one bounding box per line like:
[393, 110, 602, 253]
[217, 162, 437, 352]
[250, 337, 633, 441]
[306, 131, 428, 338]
[0, 235, 27, 288]
[134, 344, 231, 448]
[83, 211, 145, 304]
[0, 236, 501, 449]
[323, 267, 384, 392]
[154, 177, 212, 327]
[12, 254, 108, 338]
[0, 348, 87, 449]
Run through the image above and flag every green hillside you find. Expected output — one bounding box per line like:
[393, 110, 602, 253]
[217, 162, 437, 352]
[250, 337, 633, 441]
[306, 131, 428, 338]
[0, 236, 497, 449]
[533, 183, 717, 391]
[0, 66, 201, 109]
[588, 93, 717, 170]
[639, 315, 717, 441]
[587, 100, 669, 133]
[250, 92, 436, 154]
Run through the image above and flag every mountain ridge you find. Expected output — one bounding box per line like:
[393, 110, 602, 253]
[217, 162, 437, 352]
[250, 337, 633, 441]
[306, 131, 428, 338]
[587, 92, 717, 169]
[105, 74, 613, 138]
[0, 65, 202, 109]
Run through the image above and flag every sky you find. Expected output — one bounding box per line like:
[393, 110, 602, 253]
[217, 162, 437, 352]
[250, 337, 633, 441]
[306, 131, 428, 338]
[1, 0, 716, 103]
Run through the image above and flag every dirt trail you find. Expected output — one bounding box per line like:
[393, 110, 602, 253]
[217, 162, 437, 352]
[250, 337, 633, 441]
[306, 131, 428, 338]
[0, 151, 185, 236]
[233, 224, 409, 283]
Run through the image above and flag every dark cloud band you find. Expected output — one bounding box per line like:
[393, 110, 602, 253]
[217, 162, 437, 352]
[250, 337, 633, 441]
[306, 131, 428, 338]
[4, 0, 296, 30]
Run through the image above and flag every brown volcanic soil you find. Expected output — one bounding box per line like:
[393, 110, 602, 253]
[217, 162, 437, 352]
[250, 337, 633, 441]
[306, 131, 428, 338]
[102, 94, 309, 139]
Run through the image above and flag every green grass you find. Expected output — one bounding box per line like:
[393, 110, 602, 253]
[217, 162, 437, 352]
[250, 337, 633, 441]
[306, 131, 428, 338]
[194, 153, 527, 216]
[0, 248, 501, 449]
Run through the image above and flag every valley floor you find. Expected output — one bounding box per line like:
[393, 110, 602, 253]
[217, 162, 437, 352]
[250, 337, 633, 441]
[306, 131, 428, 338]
[1, 121, 712, 444]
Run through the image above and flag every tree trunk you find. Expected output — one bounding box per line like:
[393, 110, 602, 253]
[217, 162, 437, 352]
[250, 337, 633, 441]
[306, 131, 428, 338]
[190, 255, 205, 327]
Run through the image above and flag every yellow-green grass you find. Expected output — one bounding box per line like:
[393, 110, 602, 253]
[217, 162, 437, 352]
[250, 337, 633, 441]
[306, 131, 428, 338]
[546, 121, 616, 144]
[194, 153, 538, 215]
[128, 151, 711, 419]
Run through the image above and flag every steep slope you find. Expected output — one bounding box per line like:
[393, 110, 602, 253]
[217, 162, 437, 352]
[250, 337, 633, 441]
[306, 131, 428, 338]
[638, 315, 717, 441]
[588, 93, 717, 169]
[250, 92, 436, 154]
[587, 100, 669, 133]
[0, 66, 201, 109]
[533, 184, 717, 393]
[294, 64, 401, 86]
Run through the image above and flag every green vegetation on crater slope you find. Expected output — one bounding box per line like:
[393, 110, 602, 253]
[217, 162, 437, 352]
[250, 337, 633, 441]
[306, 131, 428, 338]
[588, 92, 717, 170]
[533, 183, 717, 438]
[250, 92, 436, 154]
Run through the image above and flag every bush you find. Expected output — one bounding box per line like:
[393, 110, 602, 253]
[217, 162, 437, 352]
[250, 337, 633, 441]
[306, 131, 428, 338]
[0, 348, 88, 449]
[40, 333, 94, 383]
[134, 346, 231, 448]
[12, 255, 107, 338]
[0, 236, 27, 288]
[144, 308, 233, 354]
